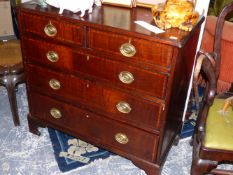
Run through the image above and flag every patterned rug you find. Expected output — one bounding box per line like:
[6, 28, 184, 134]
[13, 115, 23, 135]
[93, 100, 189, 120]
[48, 128, 113, 172]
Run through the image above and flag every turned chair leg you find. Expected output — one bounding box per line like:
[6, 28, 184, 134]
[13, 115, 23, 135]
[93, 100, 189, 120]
[6, 83, 20, 126]
[4, 73, 22, 126]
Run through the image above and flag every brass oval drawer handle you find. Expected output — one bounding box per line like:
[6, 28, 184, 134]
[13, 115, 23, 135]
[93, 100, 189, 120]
[119, 43, 136, 57]
[115, 133, 129, 144]
[116, 101, 131, 114]
[46, 51, 59, 62]
[119, 71, 134, 84]
[49, 79, 61, 90]
[50, 108, 62, 119]
[44, 22, 57, 37]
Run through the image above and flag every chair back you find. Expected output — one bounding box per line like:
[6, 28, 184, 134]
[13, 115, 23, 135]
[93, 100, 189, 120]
[214, 2, 233, 78]
[194, 1, 233, 110]
[191, 4, 233, 175]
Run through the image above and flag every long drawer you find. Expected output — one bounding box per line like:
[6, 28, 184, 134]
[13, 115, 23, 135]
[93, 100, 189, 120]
[20, 12, 84, 46]
[22, 37, 168, 99]
[26, 64, 163, 131]
[29, 92, 159, 162]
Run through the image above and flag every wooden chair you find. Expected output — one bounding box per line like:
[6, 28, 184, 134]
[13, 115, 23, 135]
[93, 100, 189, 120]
[0, 40, 24, 126]
[191, 2, 233, 175]
[0, 0, 24, 126]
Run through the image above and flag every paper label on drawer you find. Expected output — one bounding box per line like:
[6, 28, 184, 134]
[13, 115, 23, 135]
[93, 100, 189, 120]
[134, 21, 165, 34]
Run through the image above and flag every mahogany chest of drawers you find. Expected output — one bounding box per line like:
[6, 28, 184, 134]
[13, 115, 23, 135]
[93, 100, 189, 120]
[17, 3, 203, 174]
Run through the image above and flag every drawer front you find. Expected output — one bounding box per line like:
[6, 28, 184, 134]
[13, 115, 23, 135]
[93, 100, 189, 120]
[89, 29, 173, 68]
[26, 65, 163, 130]
[20, 12, 84, 45]
[22, 37, 74, 69]
[26, 65, 86, 101]
[73, 53, 168, 99]
[22, 37, 168, 99]
[29, 92, 158, 161]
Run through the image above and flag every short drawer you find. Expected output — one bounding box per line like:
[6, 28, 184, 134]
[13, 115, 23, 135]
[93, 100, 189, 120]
[22, 37, 168, 99]
[26, 64, 164, 131]
[29, 92, 158, 162]
[20, 12, 84, 45]
[22, 37, 74, 69]
[89, 29, 173, 68]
